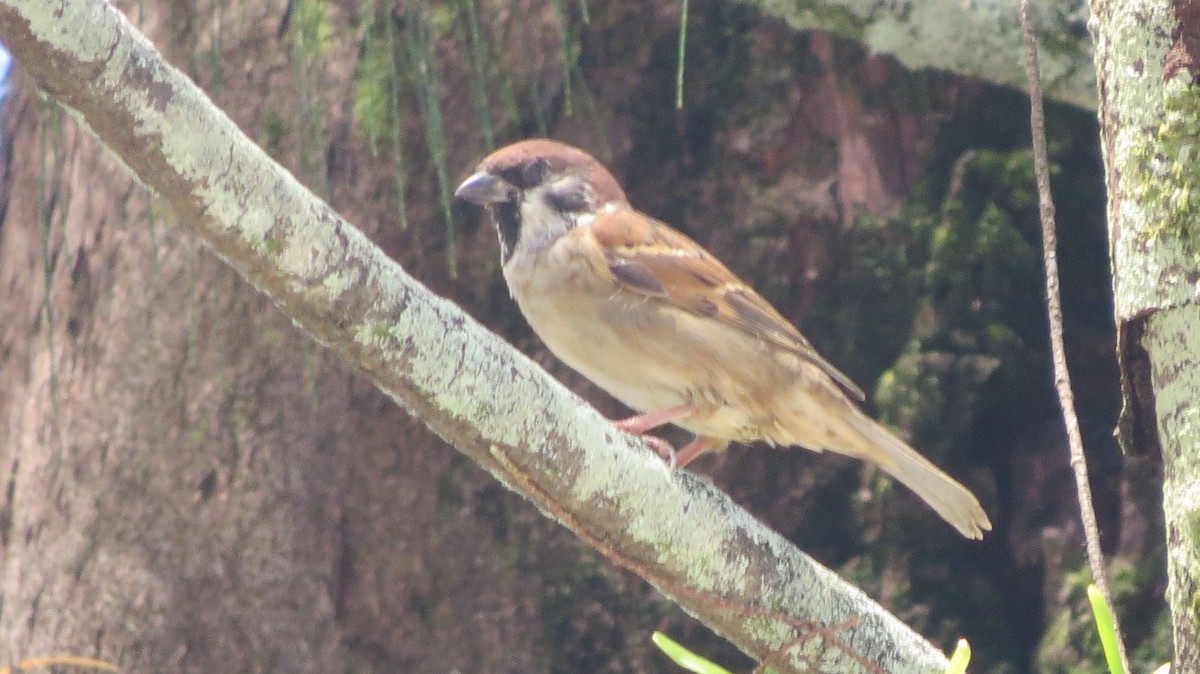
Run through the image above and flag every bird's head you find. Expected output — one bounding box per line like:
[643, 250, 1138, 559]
[455, 139, 627, 264]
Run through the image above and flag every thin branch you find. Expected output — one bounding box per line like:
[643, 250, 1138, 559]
[675, 0, 689, 109]
[1018, 2, 1131, 672]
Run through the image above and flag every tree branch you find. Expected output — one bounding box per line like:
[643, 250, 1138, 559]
[749, 0, 1096, 110]
[0, 0, 953, 671]
[1019, 2, 1130, 671]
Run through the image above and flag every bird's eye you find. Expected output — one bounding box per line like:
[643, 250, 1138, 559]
[544, 179, 592, 213]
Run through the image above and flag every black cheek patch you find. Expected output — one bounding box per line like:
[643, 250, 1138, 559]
[544, 182, 592, 213]
[493, 202, 521, 263]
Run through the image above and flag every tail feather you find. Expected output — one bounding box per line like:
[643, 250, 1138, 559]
[848, 414, 992, 539]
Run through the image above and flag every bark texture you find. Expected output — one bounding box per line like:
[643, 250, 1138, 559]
[1091, 0, 1200, 669]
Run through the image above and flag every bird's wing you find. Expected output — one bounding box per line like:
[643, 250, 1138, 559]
[589, 205, 866, 401]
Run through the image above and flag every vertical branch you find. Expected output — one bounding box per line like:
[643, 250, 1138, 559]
[675, 0, 689, 109]
[404, 5, 456, 277]
[459, 0, 495, 150]
[1018, 2, 1131, 672]
[549, 0, 575, 115]
[383, 2, 410, 229]
[35, 98, 59, 401]
[207, 0, 224, 99]
[481, 1, 521, 126]
[510, 0, 548, 135]
[571, 67, 610, 158]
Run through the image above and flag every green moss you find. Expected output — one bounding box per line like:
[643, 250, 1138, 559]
[1191, 588, 1200, 635]
[1135, 82, 1200, 258]
[188, 415, 210, 448]
[351, 25, 398, 155]
[427, 3, 458, 36]
[1036, 564, 1105, 674]
[350, 7, 412, 228]
[1036, 559, 1174, 673]
[837, 148, 1043, 461]
[404, 5, 457, 276]
[259, 110, 286, 153]
[288, 0, 334, 59]
[1191, 507, 1200, 539]
[370, 322, 392, 341]
[758, 0, 865, 40]
[1130, 608, 1175, 672]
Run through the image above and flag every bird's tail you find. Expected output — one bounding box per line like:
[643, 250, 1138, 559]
[847, 413, 992, 539]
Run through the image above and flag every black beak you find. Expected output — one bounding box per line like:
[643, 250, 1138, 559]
[454, 171, 512, 205]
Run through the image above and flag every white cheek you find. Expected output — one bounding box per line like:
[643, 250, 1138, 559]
[507, 195, 592, 270]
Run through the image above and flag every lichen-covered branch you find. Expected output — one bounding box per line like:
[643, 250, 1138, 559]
[749, 0, 1096, 109]
[0, 0, 952, 671]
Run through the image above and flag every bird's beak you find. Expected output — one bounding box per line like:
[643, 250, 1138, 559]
[455, 171, 512, 205]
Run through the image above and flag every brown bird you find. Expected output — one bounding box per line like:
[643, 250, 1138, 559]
[456, 139, 992, 539]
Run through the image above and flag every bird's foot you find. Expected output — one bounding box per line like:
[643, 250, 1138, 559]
[613, 405, 707, 472]
[638, 435, 678, 472]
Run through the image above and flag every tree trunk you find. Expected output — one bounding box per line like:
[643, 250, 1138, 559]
[1091, 0, 1200, 669]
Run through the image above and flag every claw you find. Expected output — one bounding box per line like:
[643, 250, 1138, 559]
[612, 405, 698, 472]
[639, 435, 678, 472]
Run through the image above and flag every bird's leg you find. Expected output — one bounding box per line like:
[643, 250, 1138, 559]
[674, 436, 728, 470]
[614, 404, 694, 468]
[614, 404, 693, 435]
[613, 406, 727, 472]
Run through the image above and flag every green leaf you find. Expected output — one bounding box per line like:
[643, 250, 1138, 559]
[1086, 584, 1126, 674]
[651, 632, 734, 674]
[943, 639, 971, 674]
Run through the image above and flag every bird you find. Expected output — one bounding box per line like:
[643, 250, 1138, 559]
[455, 138, 992, 539]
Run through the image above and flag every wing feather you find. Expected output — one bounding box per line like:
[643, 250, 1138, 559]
[590, 207, 866, 401]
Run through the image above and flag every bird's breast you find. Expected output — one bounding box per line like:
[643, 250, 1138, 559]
[503, 231, 694, 415]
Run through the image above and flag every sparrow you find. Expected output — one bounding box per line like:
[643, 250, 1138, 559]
[455, 139, 992, 539]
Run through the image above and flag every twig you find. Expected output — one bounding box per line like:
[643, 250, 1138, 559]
[1018, 2, 1131, 672]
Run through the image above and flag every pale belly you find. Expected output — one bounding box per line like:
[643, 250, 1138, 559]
[504, 249, 775, 442]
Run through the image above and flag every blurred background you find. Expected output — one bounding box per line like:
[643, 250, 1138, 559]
[0, 1, 1169, 672]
